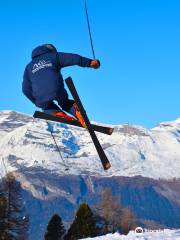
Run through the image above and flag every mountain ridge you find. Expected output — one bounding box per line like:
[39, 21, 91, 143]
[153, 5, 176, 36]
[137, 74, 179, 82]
[0, 110, 180, 180]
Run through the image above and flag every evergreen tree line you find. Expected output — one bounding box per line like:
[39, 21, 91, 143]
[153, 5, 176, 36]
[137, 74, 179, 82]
[45, 188, 137, 240]
[0, 173, 29, 240]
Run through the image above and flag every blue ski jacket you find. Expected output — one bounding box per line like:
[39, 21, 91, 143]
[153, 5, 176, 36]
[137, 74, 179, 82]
[22, 45, 92, 108]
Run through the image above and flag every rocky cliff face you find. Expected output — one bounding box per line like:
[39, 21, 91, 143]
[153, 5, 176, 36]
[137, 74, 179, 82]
[0, 110, 180, 239]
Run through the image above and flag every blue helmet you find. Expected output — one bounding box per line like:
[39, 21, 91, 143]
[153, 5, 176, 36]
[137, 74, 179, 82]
[42, 44, 57, 52]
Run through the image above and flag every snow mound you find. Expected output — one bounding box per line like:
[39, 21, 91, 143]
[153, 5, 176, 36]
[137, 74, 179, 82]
[81, 229, 180, 240]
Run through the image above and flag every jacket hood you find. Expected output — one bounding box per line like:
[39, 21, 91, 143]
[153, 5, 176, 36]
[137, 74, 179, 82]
[31, 45, 56, 59]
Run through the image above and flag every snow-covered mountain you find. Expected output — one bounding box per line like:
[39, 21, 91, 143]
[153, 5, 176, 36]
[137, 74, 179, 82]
[0, 110, 180, 180]
[0, 110, 180, 239]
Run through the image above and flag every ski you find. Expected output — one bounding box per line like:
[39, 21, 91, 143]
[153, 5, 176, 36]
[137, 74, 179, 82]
[33, 111, 114, 135]
[65, 77, 111, 170]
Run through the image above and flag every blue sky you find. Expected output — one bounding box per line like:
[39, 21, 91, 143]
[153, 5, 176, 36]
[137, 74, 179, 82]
[0, 0, 179, 128]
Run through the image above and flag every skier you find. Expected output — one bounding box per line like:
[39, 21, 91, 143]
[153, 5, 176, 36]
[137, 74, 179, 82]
[22, 44, 100, 126]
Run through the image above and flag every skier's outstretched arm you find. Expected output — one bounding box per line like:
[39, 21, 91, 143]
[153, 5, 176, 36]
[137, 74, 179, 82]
[58, 52, 100, 69]
[22, 67, 36, 104]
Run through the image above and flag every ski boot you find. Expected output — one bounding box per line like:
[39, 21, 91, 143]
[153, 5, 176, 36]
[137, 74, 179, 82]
[70, 103, 86, 128]
[52, 111, 76, 121]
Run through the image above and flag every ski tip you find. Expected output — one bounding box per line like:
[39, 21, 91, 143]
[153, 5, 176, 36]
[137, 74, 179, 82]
[109, 128, 114, 135]
[33, 111, 38, 118]
[104, 162, 111, 171]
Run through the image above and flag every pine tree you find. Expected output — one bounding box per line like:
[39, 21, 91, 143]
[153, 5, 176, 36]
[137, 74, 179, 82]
[0, 192, 10, 240]
[45, 214, 66, 240]
[0, 173, 29, 240]
[64, 203, 96, 240]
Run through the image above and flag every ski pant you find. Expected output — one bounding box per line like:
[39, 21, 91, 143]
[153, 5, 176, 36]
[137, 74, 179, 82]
[35, 84, 75, 114]
[41, 97, 75, 114]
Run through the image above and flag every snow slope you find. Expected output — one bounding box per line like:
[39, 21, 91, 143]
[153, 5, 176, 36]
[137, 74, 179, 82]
[0, 110, 180, 180]
[82, 229, 180, 240]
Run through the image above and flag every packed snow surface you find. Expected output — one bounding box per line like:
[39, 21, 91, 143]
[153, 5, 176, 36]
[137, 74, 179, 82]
[81, 229, 180, 240]
[0, 110, 180, 180]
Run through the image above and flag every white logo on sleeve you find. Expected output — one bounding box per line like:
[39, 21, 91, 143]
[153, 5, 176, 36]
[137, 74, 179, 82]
[32, 60, 53, 74]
